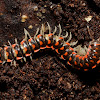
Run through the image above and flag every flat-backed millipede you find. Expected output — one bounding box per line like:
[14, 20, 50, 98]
[0, 23, 100, 71]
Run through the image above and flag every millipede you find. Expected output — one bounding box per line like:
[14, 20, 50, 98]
[0, 22, 100, 71]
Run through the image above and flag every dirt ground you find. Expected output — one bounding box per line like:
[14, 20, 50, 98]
[0, 0, 100, 99]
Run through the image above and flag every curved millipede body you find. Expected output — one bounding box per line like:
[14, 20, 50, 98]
[0, 23, 100, 71]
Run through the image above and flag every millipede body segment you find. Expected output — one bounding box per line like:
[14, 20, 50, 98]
[0, 23, 100, 71]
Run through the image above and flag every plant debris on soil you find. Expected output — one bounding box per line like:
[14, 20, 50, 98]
[0, 0, 100, 99]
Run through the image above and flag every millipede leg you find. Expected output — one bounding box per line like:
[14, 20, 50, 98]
[23, 57, 26, 62]
[66, 32, 72, 43]
[34, 28, 39, 40]
[87, 25, 94, 39]
[53, 26, 57, 35]
[70, 40, 78, 46]
[2, 61, 6, 65]
[13, 60, 16, 67]
[47, 22, 51, 34]
[40, 24, 45, 38]
[24, 28, 32, 40]
[15, 38, 18, 44]
[8, 40, 12, 47]
[84, 45, 88, 52]
[58, 24, 62, 37]
[30, 56, 32, 61]
[61, 31, 68, 39]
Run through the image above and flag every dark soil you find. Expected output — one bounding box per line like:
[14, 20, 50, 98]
[0, 0, 100, 99]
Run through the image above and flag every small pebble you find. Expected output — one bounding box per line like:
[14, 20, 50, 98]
[85, 16, 92, 22]
[21, 15, 28, 22]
